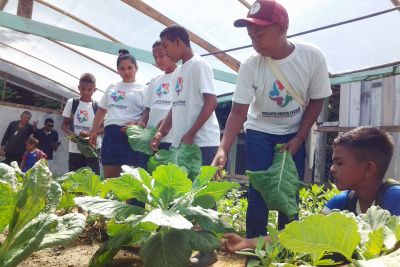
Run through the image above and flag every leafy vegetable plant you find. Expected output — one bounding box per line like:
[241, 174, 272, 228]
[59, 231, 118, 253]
[67, 135, 98, 158]
[247, 144, 299, 219]
[74, 164, 239, 267]
[147, 143, 203, 179]
[126, 125, 158, 155]
[0, 161, 86, 267]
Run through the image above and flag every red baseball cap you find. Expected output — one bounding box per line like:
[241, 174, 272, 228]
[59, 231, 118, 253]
[234, 0, 289, 28]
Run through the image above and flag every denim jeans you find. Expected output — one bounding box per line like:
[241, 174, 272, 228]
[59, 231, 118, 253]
[245, 129, 305, 238]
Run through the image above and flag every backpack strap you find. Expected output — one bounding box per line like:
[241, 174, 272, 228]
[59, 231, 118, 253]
[375, 179, 400, 207]
[70, 98, 80, 132]
[92, 100, 98, 114]
[345, 190, 358, 215]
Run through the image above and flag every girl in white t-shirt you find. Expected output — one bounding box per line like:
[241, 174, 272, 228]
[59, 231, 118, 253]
[90, 49, 145, 178]
[139, 40, 177, 150]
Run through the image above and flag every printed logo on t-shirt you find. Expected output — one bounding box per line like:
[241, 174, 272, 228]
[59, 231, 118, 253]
[269, 80, 293, 107]
[175, 77, 184, 96]
[111, 90, 126, 102]
[76, 110, 89, 123]
[156, 83, 170, 97]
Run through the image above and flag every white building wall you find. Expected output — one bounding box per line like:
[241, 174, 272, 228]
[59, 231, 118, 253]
[0, 104, 68, 175]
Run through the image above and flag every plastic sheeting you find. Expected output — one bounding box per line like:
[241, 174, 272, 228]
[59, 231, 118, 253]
[1, 0, 399, 99]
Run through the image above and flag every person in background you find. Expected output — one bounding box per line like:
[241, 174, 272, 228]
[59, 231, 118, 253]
[152, 24, 220, 267]
[89, 49, 146, 179]
[223, 127, 400, 253]
[212, 0, 331, 240]
[20, 136, 47, 172]
[34, 118, 59, 170]
[139, 40, 177, 150]
[62, 73, 101, 174]
[1, 110, 37, 165]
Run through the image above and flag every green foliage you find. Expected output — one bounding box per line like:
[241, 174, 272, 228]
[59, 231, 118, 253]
[217, 189, 248, 236]
[279, 212, 360, 264]
[67, 135, 98, 158]
[147, 143, 202, 179]
[126, 125, 158, 155]
[0, 160, 86, 267]
[247, 145, 299, 220]
[74, 164, 238, 266]
[298, 183, 340, 218]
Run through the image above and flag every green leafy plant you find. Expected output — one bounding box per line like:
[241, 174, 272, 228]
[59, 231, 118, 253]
[217, 188, 248, 236]
[247, 144, 299, 220]
[67, 135, 98, 158]
[147, 143, 203, 179]
[298, 183, 340, 218]
[126, 125, 158, 155]
[74, 164, 239, 267]
[0, 161, 86, 267]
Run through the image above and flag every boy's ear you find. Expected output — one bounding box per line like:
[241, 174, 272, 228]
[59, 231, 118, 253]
[364, 161, 378, 179]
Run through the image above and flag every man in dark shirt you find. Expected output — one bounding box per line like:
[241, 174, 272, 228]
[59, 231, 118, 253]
[33, 118, 59, 161]
[0, 110, 37, 165]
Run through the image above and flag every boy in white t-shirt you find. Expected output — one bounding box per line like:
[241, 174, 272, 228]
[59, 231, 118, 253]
[151, 25, 221, 266]
[139, 40, 177, 150]
[152, 25, 220, 165]
[62, 73, 102, 174]
[213, 0, 332, 238]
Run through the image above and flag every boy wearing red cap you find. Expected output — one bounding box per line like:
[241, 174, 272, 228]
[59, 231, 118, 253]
[213, 0, 332, 238]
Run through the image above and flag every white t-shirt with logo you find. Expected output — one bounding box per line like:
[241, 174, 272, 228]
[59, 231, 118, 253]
[170, 55, 220, 148]
[99, 82, 145, 127]
[143, 73, 173, 143]
[233, 42, 332, 135]
[62, 99, 102, 153]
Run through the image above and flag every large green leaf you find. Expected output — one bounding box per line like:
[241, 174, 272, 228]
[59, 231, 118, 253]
[181, 206, 233, 233]
[37, 213, 86, 249]
[42, 181, 62, 214]
[126, 125, 157, 155]
[62, 168, 104, 196]
[0, 182, 17, 234]
[140, 229, 193, 267]
[357, 206, 400, 253]
[0, 163, 18, 190]
[89, 233, 133, 267]
[247, 146, 299, 219]
[193, 181, 239, 209]
[141, 208, 192, 229]
[192, 166, 218, 190]
[355, 248, 400, 267]
[105, 174, 148, 203]
[189, 231, 221, 253]
[67, 135, 98, 158]
[8, 160, 52, 236]
[279, 212, 360, 263]
[0, 214, 57, 267]
[152, 164, 192, 209]
[74, 196, 144, 222]
[148, 143, 202, 179]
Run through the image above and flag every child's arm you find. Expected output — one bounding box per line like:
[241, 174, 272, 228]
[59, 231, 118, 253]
[61, 117, 75, 136]
[151, 109, 172, 151]
[89, 107, 107, 147]
[138, 107, 150, 127]
[181, 93, 217, 145]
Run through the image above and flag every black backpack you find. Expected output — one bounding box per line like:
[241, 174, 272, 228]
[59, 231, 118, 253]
[70, 98, 98, 131]
[345, 179, 400, 215]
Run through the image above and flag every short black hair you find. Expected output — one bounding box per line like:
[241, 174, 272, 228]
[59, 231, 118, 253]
[152, 40, 162, 48]
[79, 73, 96, 84]
[333, 126, 394, 179]
[44, 118, 54, 124]
[160, 24, 191, 47]
[117, 49, 138, 69]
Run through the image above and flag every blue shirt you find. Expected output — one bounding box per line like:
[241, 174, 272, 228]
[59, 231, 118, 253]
[325, 185, 400, 216]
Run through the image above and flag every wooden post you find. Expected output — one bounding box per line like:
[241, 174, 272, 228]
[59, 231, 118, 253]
[17, 0, 33, 19]
[2, 72, 7, 101]
[313, 98, 329, 183]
